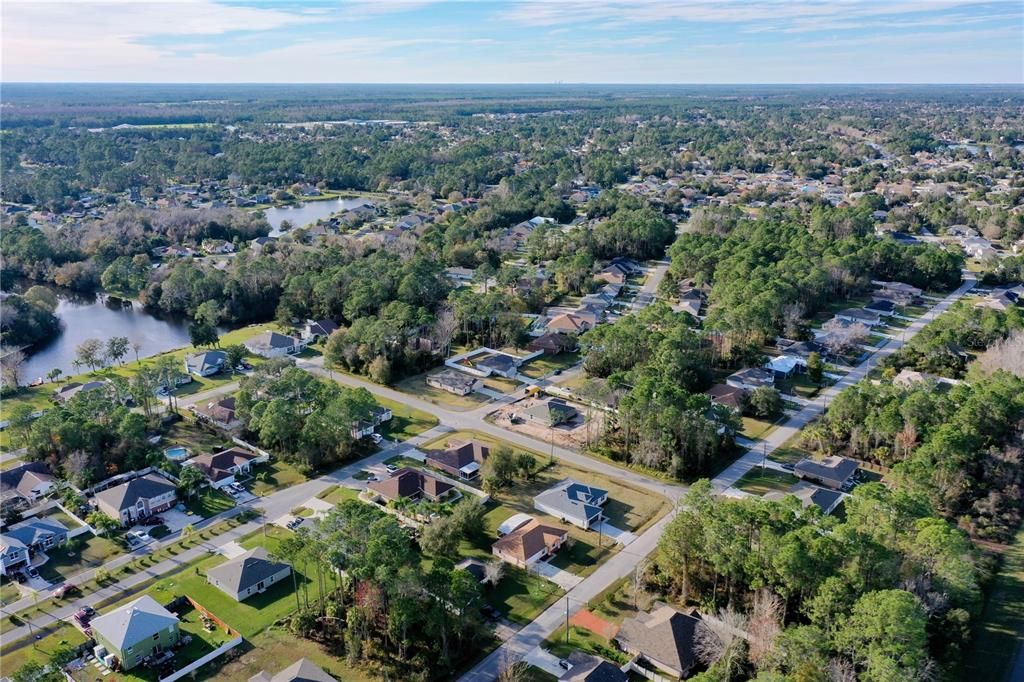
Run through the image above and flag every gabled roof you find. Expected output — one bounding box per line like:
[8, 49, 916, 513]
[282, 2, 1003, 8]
[427, 369, 478, 391]
[615, 604, 701, 676]
[251, 658, 337, 682]
[187, 448, 258, 482]
[794, 456, 858, 485]
[185, 350, 226, 373]
[5, 516, 67, 546]
[0, 462, 55, 503]
[90, 595, 178, 650]
[523, 399, 578, 425]
[246, 331, 299, 350]
[366, 468, 453, 501]
[207, 547, 289, 594]
[535, 479, 606, 525]
[492, 519, 566, 563]
[94, 473, 176, 512]
[427, 440, 489, 471]
[304, 319, 339, 337]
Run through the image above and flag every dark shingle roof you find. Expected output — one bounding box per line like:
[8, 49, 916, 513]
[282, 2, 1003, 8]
[207, 547, 290, 595]
[94, 473, 175, 512]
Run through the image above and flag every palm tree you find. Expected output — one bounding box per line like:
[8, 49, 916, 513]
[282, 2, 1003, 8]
[86, 511, 120, 536]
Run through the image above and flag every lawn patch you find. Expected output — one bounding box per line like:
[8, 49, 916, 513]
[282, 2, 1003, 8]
[735, 468, 800, 495]
[249, 460, 307, 496]
[394, 374, 492, 410]
[520, 352, 580, 380]
[184, 488, 235, 518]
[965, 527, 1024, 680]
[374, 396, 439, 441]
[37, 534, 124, 584]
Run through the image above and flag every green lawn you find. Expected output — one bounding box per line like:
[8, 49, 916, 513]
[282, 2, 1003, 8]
[741, 416, 780, 440]
[37, 534, 124, 584]
[484, 563, 563, 625]
[394, 374, 492, 410]
[965, 527, 1024, 681]
[545, 625, 629, 665]
[735, 468, 800, 495]
[375, 396, 439, 441]
[0, 619, 87, 676]
[184, 488, 236, 518]
[483, 376, 524, 394]
[0, 577, 21, 605]
[316, 485, 360, 506]
[205, 628, 376, 682]
[249, 460, 307, 496]
[549, 535, 616, 578]
[520, 352, 581, 379]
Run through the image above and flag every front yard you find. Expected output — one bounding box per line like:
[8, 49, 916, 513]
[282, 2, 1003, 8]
[374, 396, 439, 441]
[183, 488, 236, 518]
[394, 373, 492, 410]
[735, 468, 800, 495]
[37, 534, 124, 584]
[248, 460, 307, 496]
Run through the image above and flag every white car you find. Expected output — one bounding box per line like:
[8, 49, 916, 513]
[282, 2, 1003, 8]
[370, 433, 384, 445]
[130, 531, 152, 544]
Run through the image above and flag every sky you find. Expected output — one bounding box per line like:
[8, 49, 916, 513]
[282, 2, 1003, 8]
[2, 1, 1022, 84]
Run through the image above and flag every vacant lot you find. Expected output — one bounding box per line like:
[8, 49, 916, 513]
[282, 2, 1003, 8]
[206, 627, 375, 682]
[520, 352, 580, 379]
[249, 460, 307, 496]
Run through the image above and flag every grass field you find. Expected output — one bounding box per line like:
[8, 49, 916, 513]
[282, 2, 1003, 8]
[37, 534, 124, 584]
[206, 627, 373, 681]
[741, 416, 780, 440]
[735, 468, 800, 495]
[374, 396, 439, 440]
[184, 488, 236, 518]
[520, 352, 580, 380]
[0, 619, 88, 676]
[315, 485, 360, 506]
[249, 460, 307, 496]
[545, 625, 629, 665]
[965, 527, 1024, 681]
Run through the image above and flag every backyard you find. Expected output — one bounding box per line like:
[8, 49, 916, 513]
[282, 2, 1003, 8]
[203, 628, 371, 681]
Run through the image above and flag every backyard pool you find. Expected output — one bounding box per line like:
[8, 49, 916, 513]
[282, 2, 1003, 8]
[164, 446, 190, 461]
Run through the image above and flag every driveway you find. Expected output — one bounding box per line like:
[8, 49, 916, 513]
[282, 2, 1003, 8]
[594, 521, 636, 545]
[156, 508, 194, 533]
[524, 645, 566, 677]
[534, 561, 582, 590]
[217, 540, 246, 559]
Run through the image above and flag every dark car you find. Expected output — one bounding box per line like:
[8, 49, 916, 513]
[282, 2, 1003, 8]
[74, 606, 96, 626]
[52, 583, 78, 599]
[140, 516, 163, 526]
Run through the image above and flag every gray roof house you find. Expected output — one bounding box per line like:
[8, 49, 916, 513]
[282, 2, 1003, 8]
[614, 604, 703, 678]
[476, 353, 520, 378]
[559, 651, 628, 682]
[0, 462, 56, 511]
[244, 331, 306, 358]
[521, 399, 579, 427]
[207, 547, 292, 602]
[765, 482, 844, 515]
[0, 535, 30, 575]
[93, 472, 177, 526]
[835, 308, 882, 326]
[5, 516, 69, 552]
[725, 368, 775, 391]
[184, 350, 227, 377]
[426, 369, 481, 396]
[794, 456, 859, 491]
[90, 595, 180, 670]
[249, 658, 338, 682]
[534, 479, 608, 530]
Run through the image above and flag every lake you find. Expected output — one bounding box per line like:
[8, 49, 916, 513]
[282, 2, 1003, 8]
[16, 289, 193, 384]
[263, 197, 370, 237]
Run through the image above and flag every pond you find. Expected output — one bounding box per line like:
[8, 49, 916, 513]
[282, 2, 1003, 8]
[262, 197, 371, 237]
[14, 287, 193, 384]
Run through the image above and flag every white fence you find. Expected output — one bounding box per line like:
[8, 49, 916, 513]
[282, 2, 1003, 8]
[158, 635, 243, 682]
[624, 658, 674, 682]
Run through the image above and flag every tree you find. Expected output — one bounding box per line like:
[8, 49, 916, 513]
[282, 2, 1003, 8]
[177, 465, 206, 500]
[86, 511, 120, 536]
[367, 356, 392, 384]
[483, 559, 505, 587]
[224, 344, 247, 372]
[131, 340, 143, 364]
[7, 402, 36, 449]
[747, 387, 783, 420]
[807, 352, 823, 384]
[194, 300, 224, 328]
[1, 350, 26, 390]
[189, 321, 219, 348]
[834, 590, 928, 681]
[46, 367, 62, 384]
[482, 446, 518, 491]
[75, 338, 105, 372]
[12, 661, 63, 682]
[106, 336, 129, 365]
[420, 516, 461, 558]
[515, 452, 536, 480]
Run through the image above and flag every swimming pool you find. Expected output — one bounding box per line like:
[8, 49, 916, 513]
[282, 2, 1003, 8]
[164, 446, 190, 461]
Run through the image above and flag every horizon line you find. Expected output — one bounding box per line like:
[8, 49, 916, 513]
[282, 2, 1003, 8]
[3, 81, 1022, 87]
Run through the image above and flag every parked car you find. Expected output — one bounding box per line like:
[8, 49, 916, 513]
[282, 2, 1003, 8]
[74, 606, 96, 626]
[370, 433, 384, 445]
[286, 517, 304, 530]
[230, 483, 246, 494]
[26, 567, 39, 579]
[367, 474, 379, 482]
[385, 464, 399, 474]
[52, 583, 78, 599]
[140, 516, 163, 526]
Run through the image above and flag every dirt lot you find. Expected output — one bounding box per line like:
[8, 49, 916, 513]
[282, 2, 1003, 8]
[491, 396, 607, 450]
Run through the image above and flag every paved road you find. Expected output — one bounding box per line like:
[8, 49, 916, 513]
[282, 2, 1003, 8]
[711, 273, 977, 492]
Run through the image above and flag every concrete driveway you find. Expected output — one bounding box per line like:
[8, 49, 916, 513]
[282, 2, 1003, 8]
[155, 508, 194, 532]
[217, 541, 246, 559]
[534, 561, 582, 590]
[594, 521, 636, 545]
[524, 645, 566, 677]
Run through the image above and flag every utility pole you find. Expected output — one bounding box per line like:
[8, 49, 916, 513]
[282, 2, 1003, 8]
[565, 596, 570, 645]
[761, 441, 767, 471]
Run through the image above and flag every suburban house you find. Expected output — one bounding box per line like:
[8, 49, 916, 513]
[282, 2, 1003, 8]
[184, 350, 227, 377]
[0, 462, 56, 512]
[706, 384, 746, 411]
[527, 332, 578, 355]
[445, 266, 475, 284]
[614, 604, 704, 679]
[350, 420, 377, 439]
[764, 354, 804, 378]
[426, 440, 490, 480]
[547, 313, 592, 334]
[54, 380, 110, 404]
[775, 338, 828, 360]
[894, 368, 943, 387]
[301, 319, 339, 343]
[864, 299, 898, 316]
[4, 516, 69, 554]
[725, 368, 775, 391]
[90, 595, 180, 671]
[207, 547, 292, 601]
[497, 513, 535, 536]
[521, 399, 579, 427]
[426, 369, 481, 396]
[366, 468, 454, 503]
[491, 519, 568, 568]
[244, 331, 307, 358]
[794, 456, 859, 490]
[185, 448, 266, 489]
[765, 482, 844, 515]
[558, 651, 628, 682]
[93, 472, 178, 526]
[249, 658, 338, 682]
[475, 353, 520, 378]
[533, 479, 608, 530]
[192, 395, 240, 429]
[0, 536, 30, 576]
[835, 308, 883, 326]
[369, 405, 393, 426]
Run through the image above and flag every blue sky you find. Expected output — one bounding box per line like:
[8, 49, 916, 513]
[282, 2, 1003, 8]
[3, 1, 1021, 83]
